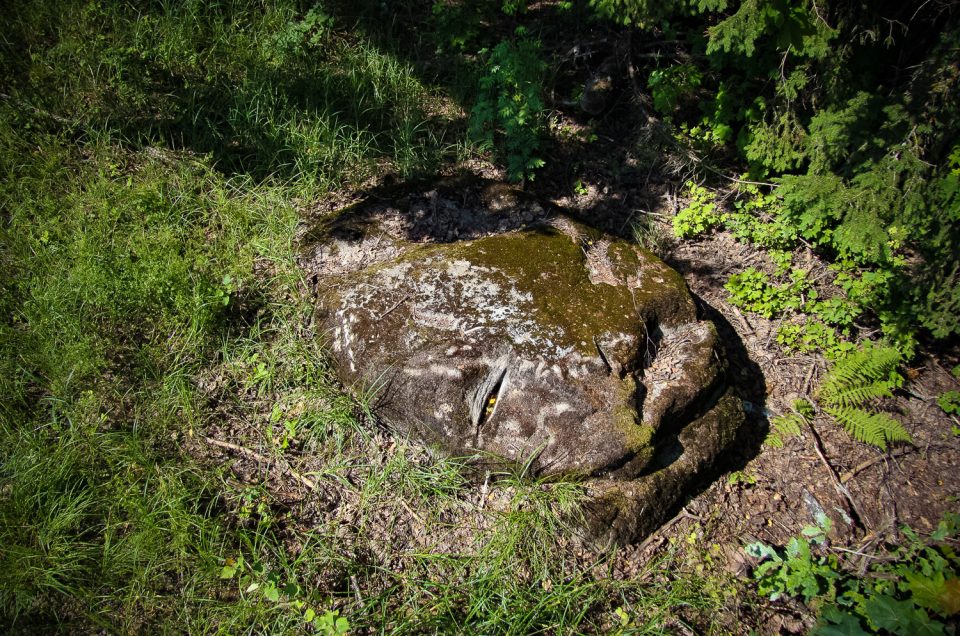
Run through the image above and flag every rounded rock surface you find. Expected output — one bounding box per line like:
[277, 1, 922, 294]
[305, 184, 745, 543]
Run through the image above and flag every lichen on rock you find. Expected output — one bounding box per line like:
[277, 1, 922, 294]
[305, 185, 745, 544]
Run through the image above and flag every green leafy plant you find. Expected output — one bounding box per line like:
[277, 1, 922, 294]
[469, 35, 547, 182]
[747, 514, 960, 635]
[600, 0, 960, 353]
[776, 319, 856, 361]
[220, 554, 349, 634]
[817, 346, 911, 450]
[212, 274, 235, 307]
[765, 399, 812, 448]
[648, 63, 702, 114]
[265, 7, 334, 65]
[672, 181, 723, 238]
[938, 391, 960, 416]
[727, 470, 757, 486]
[725, 267, 814, 319]
[429, 1, 482, 52]
[746, 515, 839, 603]
[500, 0, 528, 15]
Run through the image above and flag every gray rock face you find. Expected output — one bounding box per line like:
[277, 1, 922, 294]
[307, 195, 744, 544]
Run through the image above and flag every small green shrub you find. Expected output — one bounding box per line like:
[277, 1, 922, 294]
[469, 34, 547, 182]
[747, 514, 960, 635]
[676, 179, 921, 359]
[672, 181, 723, 238]
[938, 391, 960, 416]
[429, 1, 483, 52]
[264, 7, 333, 66]
[746, 515, 839, 604]
[725, 267, 814, 319]
[777, 319, 856, 361]
[648, 63, 702, 114]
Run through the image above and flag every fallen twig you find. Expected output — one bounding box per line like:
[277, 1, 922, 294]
[803, 361, 819, 396]
[729, 305, 755, 337]
[350, 575, 363, 605]
[806, 422, 867, 530]
[765, 316, 783, 349]
[840, 444, 954, 484]
[205, 437, 317, 491]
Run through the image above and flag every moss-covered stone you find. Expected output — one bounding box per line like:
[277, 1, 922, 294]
[308, 201, 745, 545]
[451, 229, 640, 357]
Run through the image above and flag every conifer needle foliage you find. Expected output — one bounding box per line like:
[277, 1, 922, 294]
[604, 0, 960, 348]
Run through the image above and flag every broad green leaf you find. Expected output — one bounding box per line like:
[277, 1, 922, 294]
[904, 571, 948, 614]
[263, 582, 280, 603]
[219, 558, 238, 579]
[745, 542, 777, 559]
[864, 595, 944, 635]
[904, 572, 960, 616]
[811, 606, 870, 636]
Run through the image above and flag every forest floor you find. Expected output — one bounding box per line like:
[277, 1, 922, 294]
[273, 94, 960, 633]
[284, 159, 960, 634]
[530, 101, 960, 631]
[3, 2, 959, 633]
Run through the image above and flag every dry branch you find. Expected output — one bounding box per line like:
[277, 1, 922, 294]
[205, 436, 317, 491]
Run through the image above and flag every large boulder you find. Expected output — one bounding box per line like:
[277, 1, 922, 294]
[304, 185, 744, 545]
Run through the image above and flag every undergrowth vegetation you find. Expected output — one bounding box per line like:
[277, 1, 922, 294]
[748, 514, 960, 635]
[634, 0, 960, 359]
[596, 0, 960, 458]
[469, 34, 547, 182]
[0, 1, 746, 632]
[2, 0, 958, 632]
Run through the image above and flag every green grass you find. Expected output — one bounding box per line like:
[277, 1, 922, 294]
[1, 0, 458, 194]
[0, 1, 745, 632]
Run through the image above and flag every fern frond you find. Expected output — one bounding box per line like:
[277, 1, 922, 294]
[825, 406, 912, 450]
[877, 415, 914, 445]
[821, 379, 897, 408]
[765, 413, 805, 448]
[818, 346, 902, 407]
[774, 413, 804, 437]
